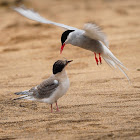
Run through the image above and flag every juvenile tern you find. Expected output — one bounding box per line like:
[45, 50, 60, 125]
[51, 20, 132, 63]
[14, 60, 72, 112]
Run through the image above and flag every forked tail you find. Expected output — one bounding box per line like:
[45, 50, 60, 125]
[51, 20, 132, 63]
[100, 42, 130, 82]
[13, 90, 30, 100]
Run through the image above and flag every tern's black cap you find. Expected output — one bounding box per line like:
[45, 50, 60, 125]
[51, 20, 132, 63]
[53, 60, 73, 74]
[61, 30, 74, 45]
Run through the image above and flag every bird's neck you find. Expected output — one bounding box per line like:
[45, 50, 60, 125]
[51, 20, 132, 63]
[55, 69, 68, 81]
[67, 31, 84, 47]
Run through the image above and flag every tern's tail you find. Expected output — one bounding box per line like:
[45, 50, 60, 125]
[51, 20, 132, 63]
[13, 95, 29, 100]
[13, 90, 30, 100]
[101, 42, 130, 82]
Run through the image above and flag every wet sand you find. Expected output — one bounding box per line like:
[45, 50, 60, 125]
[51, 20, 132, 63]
[0, 0, 140, 139]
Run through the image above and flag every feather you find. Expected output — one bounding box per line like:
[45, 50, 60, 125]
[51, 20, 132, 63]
[13, 6, 78, 31]
[14, 90, 29, 95]
[13, 95, 28, 100]
[83, 23, 109, 48]
[100, 41, 130, 82]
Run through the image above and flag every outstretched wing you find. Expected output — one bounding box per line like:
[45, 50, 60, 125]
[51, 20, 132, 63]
[13, 6, 78, 31]
[83, 23, 109, 48]
[35, 78, 59, 99]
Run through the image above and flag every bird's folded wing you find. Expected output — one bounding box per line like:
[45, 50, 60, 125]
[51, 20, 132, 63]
[13, 6, 78, 31]
[83, 23, 109, 48]
[35, 78, 59, 98]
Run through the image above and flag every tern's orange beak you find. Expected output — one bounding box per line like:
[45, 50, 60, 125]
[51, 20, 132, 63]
[60, 43, 65, 54]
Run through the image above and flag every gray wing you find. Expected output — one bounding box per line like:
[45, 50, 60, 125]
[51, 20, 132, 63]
[13, 6, 79, 31]
[83, 23, 109, 48]
[33, 78, 59, 99]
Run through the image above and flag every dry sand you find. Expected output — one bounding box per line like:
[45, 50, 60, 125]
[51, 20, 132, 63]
[0, 0, 140, 139]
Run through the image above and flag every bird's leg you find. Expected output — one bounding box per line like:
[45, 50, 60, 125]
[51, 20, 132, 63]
[94, 52, 99, 65]
[56, 101, 59, 112]
[51, 104, 53, 113]
[99, 53, 102, 64]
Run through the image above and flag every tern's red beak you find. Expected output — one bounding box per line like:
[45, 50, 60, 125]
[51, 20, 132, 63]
[60, 43, 65, 54]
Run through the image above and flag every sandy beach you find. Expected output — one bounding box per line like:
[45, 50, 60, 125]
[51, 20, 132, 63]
[0, 0, 140, 139]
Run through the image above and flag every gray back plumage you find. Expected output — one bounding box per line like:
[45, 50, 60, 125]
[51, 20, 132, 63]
[33, 76, 59, 99]
[69, 30, 103, 53]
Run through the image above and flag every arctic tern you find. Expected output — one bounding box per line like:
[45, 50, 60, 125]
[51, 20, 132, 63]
[14, 60, 72, 112]
[13, 7, 129, 81]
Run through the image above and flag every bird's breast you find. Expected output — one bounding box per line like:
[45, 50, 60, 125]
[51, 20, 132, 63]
[59, 77, 70, 95]
[43, 77, 69, 104]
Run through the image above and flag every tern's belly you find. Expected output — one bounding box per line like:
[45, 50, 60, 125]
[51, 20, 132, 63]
[81, 39, 103, 53]
[71, 35, 104, 54]
[43, 78, 70, 104]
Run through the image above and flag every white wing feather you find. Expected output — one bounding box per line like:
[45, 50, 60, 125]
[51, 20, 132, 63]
[13, 6, 78, 31]
[83, 23, 109, 48]
[99, 41, 130, 82]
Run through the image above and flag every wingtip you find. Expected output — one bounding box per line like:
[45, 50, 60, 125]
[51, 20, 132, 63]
[14, 92, 19, 95]
[13, 98, 18, 101]
[14, 92, 22, 95]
